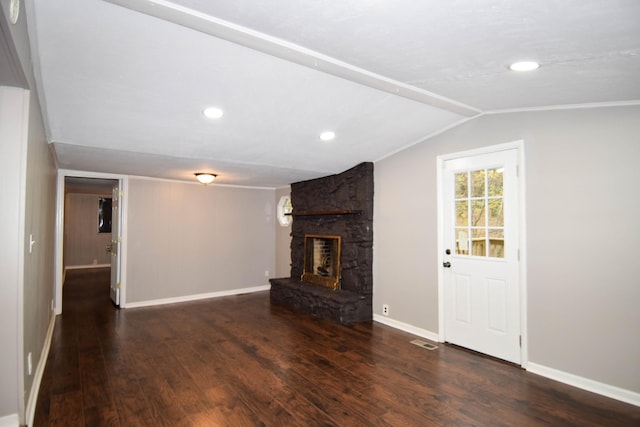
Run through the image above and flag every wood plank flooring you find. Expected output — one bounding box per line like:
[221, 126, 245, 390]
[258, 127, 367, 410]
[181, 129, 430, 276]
[34, 268, 640, 426]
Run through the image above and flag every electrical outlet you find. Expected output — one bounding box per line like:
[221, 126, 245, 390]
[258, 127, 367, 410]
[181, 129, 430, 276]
[382, 304, 389, 316]
[264, 270, 270, 277]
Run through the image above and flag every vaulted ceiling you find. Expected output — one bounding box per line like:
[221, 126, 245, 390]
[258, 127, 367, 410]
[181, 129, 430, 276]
[27, 0, 640, 187]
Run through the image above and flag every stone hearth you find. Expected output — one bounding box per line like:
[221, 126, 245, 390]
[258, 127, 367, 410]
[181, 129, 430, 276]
[270, 162, 373, 325]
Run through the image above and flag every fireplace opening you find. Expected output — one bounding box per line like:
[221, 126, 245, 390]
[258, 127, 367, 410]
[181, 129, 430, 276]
[302, 234, 341, 290]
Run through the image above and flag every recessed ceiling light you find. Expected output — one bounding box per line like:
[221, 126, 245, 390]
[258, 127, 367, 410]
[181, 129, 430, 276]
[203, 107, 224, 119]
[509, 61, 540, 72]
[320, 131, 335, 141]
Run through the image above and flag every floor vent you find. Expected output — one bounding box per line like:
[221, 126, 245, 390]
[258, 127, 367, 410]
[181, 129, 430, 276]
[410, 339, 438, 350]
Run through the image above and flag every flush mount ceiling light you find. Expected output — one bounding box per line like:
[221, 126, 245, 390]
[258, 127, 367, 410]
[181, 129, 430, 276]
[319, 131, 335, 141]
[509, 61, 540, 72]
[194, 173, 217, 185]
[203, 107, 224, 119]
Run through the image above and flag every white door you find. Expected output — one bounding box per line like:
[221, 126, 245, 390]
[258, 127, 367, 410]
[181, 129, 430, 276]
[442, 148, 520, 364]
[110, 182, 121, 306]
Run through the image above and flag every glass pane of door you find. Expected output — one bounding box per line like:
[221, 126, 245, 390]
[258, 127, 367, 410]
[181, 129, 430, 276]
[454, 167, 505, 258]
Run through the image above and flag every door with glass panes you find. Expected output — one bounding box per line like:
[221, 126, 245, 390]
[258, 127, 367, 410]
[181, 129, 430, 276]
[442, 148, 520, 364]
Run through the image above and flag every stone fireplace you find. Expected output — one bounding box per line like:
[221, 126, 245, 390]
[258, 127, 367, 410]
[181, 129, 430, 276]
[270, 162, 373, 325]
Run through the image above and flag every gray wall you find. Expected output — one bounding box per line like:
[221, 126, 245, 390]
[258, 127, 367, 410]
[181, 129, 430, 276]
[64, 193, 112, 267]
[21, 85, 56, 421]
[275, 186, 292, 278]
[1, 0, 57, 423]
[374, 105, 640, 393]
[125, 179, 275, 303]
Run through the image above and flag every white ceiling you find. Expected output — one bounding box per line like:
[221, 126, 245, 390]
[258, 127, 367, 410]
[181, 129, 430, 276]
[28, 0, 640, 187]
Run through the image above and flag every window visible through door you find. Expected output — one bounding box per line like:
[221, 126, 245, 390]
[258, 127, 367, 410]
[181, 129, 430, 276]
[455, 168, 505, 258]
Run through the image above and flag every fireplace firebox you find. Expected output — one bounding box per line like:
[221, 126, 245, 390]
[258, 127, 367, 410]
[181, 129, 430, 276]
[302, 235, 341, 290]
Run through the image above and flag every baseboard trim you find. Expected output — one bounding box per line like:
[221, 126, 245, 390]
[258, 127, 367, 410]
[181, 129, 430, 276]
[0, 413, 19, 427]
[123, 285, 271, 309]
[372, 315, 440, 343]
[371, 317, 639, 407]
[527, 362, 640, 407]
[25, 312, 56, 427]
[65, 264, 110, 270]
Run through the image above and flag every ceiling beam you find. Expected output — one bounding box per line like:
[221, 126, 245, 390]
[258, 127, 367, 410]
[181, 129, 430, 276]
[103, 0, 481, 117]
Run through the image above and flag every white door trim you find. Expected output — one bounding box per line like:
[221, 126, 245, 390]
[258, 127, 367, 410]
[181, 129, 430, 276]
[54, 170, 129, 314]
[436, 140, 528, 367]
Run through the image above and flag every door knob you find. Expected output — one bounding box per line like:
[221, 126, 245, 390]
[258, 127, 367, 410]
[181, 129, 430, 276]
[443, 261, 451, 268]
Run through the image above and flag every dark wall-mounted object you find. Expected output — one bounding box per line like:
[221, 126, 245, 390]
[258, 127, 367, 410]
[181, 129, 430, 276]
[98, 197, 112, 233]
[270, 162, 374, 325]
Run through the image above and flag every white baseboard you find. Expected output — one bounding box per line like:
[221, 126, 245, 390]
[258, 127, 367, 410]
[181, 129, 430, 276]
[25, 312, 56, 427]
[65, 264, 110, 270]
[373, 314, 440, 343]
[527, 362, 640, 407]
[372, 316, 639, 407]
[0, 414, 18, 427]
[123, 285, 271, 309]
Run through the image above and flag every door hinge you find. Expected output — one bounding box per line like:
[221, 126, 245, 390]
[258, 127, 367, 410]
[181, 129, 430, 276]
[517, 249, 520, 261]
[519, 335, 522, 347]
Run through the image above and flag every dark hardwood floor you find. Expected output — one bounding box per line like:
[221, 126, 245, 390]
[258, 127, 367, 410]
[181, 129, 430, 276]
[34, 269, 639, 426]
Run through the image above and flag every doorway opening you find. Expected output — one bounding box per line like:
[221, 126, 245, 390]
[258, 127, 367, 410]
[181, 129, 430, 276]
[63, 177, 116, 271]
[55, 172, 127, 314]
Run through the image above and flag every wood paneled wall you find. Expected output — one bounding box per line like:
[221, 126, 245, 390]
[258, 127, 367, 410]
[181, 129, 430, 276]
[64, 193, 112, 267]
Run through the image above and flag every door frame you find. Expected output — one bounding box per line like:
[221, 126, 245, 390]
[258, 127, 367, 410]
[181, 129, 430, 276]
[436, 140, 528, 367]
[54, 169, 129, 314]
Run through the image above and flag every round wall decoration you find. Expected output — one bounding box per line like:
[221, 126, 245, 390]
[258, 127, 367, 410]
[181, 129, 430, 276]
[10, 0, 20, 24]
